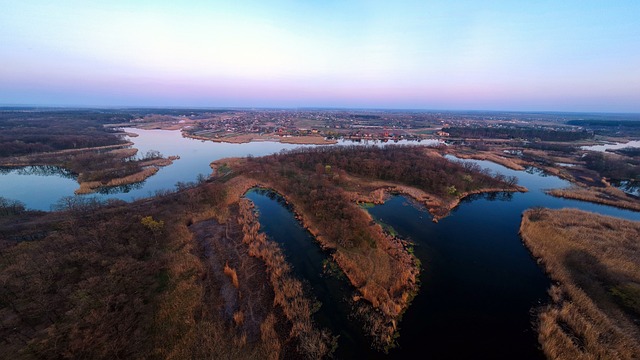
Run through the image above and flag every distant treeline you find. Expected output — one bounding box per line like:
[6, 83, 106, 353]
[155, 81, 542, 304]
[567, 120, 640, 127]
[611, 147, 640, 157]
[350, 114, 381, 119]
[0, 109, 234, 157]
[123, 108, 231, 116]
[0, 110, 131, 157]
[446, 126, 592, 141]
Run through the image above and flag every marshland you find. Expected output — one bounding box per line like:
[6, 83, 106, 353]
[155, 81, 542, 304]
[1, 108, 640, 359]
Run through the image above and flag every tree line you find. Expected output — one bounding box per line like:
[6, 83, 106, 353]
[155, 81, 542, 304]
[0, 110, 131, 157]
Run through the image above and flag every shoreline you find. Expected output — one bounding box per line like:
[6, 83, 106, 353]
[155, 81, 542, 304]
[74, 156, 177, 195]
[184, 131, 338, 145]
[519, 208, 640, 358]
[0, 142, 135, 167]
[213, 173, 419, 348]
[546, 187, 640, 212]
[446, 149, 526, 170]
[211, 153, 524, 348]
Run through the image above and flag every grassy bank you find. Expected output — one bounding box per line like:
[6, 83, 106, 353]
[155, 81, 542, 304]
[520, 208, 640, 359]
[547, 186, 640, 212]
[237, 199, 335, 358]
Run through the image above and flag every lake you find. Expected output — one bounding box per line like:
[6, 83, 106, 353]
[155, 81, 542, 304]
[0, 128, 438, 210]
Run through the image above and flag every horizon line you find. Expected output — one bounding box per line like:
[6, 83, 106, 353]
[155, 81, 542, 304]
[2, 104, 640, 116]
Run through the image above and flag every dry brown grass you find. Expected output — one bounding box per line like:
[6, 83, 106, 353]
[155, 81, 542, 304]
[224, 262, 240, 289]
[520, 208, 640, 359]
[233, 311, 245, 326]
[186, 132, 337, 145]
[260, 313, 281, 360]
[548, 186, 640, 212]
[107, 148, 138, 159]
[75, 167, 160, 194]
[238, 199, 335, 358]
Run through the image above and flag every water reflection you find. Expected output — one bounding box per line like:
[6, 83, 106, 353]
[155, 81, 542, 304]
[95, 181, 146, 194]
[581, 140, 640, 152]
[0, 128, 438, 210]
[0, 165, 76, 178]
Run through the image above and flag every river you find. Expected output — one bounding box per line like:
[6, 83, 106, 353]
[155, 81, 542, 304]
[3, 128, 638, 358]
[245, 157, 640, 359]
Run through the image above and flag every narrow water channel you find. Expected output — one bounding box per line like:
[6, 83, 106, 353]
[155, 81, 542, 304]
[245, 189, 380, 359]
[245, 159, 640, 359]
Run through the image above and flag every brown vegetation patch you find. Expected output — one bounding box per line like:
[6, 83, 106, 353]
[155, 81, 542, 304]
[0, 180, 281, 359]
[188, 132, 337, 145]
[447, 148, 526, 170]
[0, 142, 135, 167]
[189, 213, 289, 355]
[212, 146, 523, 348]
[210, 145, 522, 349]
[520, 208, 640, 359]
[547, 186, 640, 212]
[2, 144, 176, 195]
[237, 199, 335, 358]
[279, 136, 337, 145]
[75, 166, 160, 194]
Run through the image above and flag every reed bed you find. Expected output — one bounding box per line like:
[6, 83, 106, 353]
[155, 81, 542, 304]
[548, 187, 640, 212]
[520, 208, 640, 359]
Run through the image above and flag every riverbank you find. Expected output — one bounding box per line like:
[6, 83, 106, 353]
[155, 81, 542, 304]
[237, 199, 335, 357]
[184, 131, 337, 145]
[210, 146, 523, 349]
[445, 148, 526, 170]
[337, 172, 527, 222]
[210, 168, 419, 349]
[520, 208, 640, 359]
[547, 186, 640, 212]
[1, 144, 178, 196]
[0, 142, 135, 167]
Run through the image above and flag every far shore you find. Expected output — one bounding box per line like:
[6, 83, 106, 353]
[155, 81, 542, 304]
[184, 131, 338, 145]
[0, 142, 135, 167]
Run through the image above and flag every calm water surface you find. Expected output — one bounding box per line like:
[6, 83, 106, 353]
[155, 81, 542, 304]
[0, 128, 437, 210]
[581, 139, 640, 152]
[246, 156, 640, 359]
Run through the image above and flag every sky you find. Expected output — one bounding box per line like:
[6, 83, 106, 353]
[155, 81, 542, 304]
[1, 1, 639, 112]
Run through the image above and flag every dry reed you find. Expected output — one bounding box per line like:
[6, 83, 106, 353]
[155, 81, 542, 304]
[547, 187, 640, 212]
[520, 208, 640, 359]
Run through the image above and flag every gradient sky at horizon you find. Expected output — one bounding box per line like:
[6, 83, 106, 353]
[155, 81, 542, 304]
[1, 1, 639, 112]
